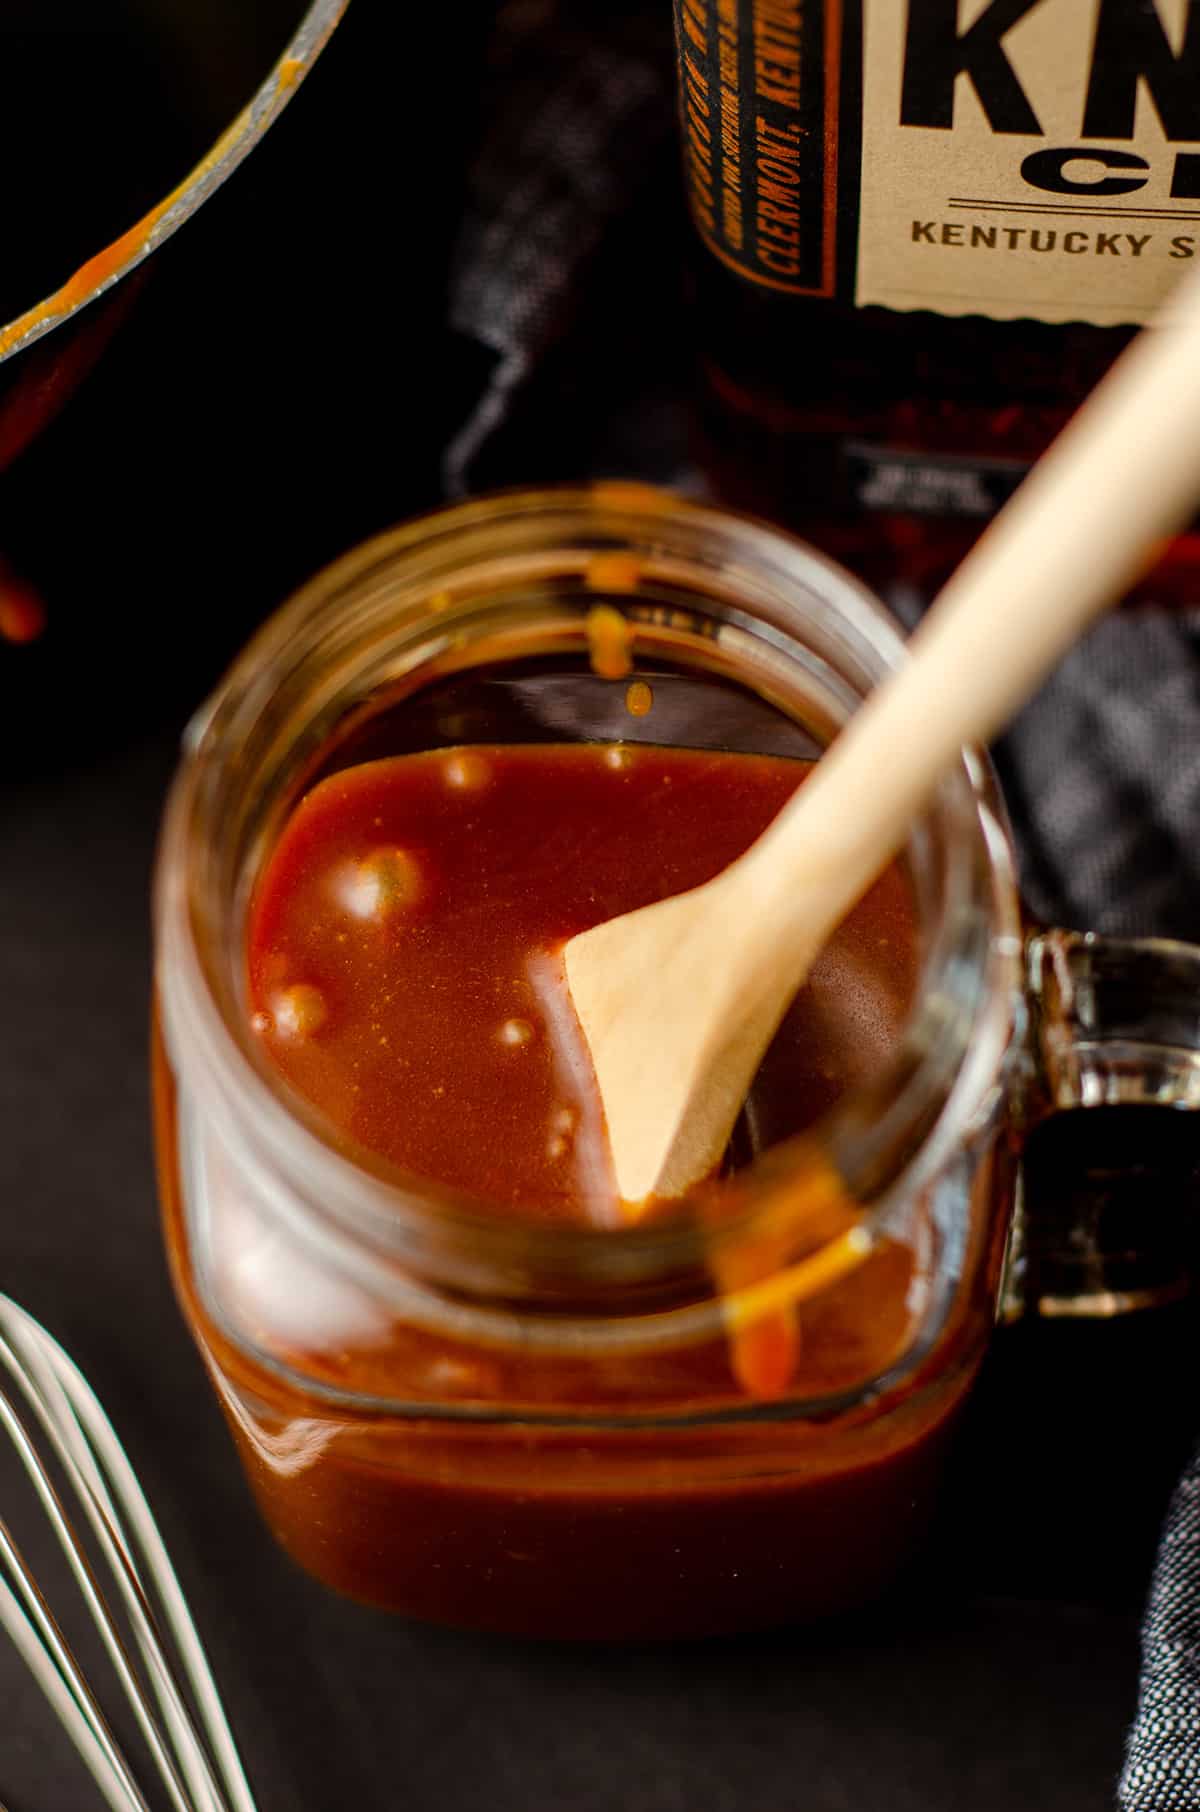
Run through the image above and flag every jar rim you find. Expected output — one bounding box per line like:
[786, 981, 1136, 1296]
[156, 483, 1022, 1330]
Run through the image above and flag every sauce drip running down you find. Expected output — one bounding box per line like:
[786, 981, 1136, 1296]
[248, 743, 918, 1225]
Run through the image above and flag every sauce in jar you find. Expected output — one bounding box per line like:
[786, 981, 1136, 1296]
[245, 742, 918, 1225]
[156, 736, 1002, 1635]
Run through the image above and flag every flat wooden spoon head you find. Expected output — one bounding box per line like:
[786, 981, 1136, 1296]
[563, 888, 773, 1208]
[563, 835, 853, 1207]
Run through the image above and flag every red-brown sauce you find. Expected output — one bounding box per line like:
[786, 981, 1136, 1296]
[156, 740, 1004, 1636]
[246, 743, 918, 1225]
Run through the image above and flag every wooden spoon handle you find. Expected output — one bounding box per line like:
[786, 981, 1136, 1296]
[744, 263, 1200, 955]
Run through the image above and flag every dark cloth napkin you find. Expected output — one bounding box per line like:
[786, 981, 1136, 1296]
[1124, 1466, 1200, 1809]
[449, 4, 1200, 1805]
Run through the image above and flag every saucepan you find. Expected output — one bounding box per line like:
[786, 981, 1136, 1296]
[0, 0, 347, 556]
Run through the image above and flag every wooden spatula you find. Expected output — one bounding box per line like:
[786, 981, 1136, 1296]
[565, 269, 1200, 1210]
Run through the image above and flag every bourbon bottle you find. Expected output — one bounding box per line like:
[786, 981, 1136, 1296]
[673, 0, 1200, 598]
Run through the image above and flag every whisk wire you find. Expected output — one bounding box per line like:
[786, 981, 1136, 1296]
[0, 1295, 257, 1812]
[10, 1316, 247, 1812]
[0, 1507, 153, 1812]
[0, 1346, 200, 1812]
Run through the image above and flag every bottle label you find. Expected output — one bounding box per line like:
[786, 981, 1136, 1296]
[844, 443, 1028, 516]
[671, 0, 842, 294]
[674, 0, 1200, 325]
[859, 0, 1200, 324]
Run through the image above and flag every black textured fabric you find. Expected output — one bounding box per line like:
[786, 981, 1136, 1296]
[1123, 1458, 1200, 1808]
[997, 610, 1200, 941]
[443, 0, 676, 496]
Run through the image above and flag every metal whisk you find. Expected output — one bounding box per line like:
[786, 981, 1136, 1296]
[0, 1293, 256, 1812]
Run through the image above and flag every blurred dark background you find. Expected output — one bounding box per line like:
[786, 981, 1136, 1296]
[1, 5, 1196, 1808]
[1, 5, 460, 764]
[0, 0, 689, 771]
[1, 1, 493, 769]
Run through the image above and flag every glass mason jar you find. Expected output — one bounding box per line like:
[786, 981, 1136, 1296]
[153, 485, 1200, 1640]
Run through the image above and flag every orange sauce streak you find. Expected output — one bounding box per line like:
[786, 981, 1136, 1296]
[585, 605, 634, 680]
[590, 480, 672, 514]
[586, 552, 643, 595]
[0, 565, 46, 644]
[708, 1153, 851, 1395]
[0, 36, 320, 361]
[625, 679, 653, 717]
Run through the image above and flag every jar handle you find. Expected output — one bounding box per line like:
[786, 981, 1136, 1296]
[1004, 928, 1200, 1319]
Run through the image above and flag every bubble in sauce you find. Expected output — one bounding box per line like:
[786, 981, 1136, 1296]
[498, 1017, 535, 1048]
[444, 751, 491, 791]
[546, 1103, 578, 1162]
[272, 985, 328, 1039]
[337, 848, 424, 921]
[424, 1353, 503, 1397]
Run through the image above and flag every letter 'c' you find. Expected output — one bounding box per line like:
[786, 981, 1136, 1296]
[1021, 146, 1149, 196]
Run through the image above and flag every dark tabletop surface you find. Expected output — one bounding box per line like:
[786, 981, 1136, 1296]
[3, 8, 1200, 1808]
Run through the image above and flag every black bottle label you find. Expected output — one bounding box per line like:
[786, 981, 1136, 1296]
[672, 0, 842, 294]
